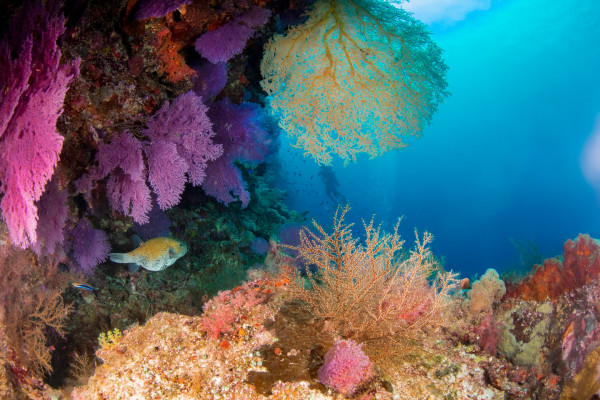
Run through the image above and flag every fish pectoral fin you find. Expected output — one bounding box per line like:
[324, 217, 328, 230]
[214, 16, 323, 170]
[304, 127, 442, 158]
[109, 253, 128, 263]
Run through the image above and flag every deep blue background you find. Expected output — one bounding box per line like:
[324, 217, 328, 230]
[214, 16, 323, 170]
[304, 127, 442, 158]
[277, 0, 600, 277]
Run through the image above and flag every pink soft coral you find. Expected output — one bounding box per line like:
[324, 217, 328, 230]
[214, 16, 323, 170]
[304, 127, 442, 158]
[199, 281, 270, 340]
[0, 0, 80, 247]
[318, 339, 372, 395]
[199, 301, 236, 340]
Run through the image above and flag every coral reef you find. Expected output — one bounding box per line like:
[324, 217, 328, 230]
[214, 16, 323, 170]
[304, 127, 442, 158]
[71, 267, 506, 399]
[1, 0, 599, 399]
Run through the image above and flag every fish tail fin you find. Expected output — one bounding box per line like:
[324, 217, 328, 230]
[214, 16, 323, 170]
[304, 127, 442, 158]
[109, 253, 134, 264]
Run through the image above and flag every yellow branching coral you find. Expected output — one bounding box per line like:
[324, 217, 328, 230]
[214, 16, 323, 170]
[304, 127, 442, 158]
[261, 0, 449, 165]
[98, 328, 122, 350]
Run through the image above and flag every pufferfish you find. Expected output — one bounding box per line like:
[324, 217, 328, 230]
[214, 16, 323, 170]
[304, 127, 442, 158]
[109, 237, 187, 272]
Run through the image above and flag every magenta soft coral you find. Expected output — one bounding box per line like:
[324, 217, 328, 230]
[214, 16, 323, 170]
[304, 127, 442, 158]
[77, 132, 152, 224]
[318, 339, 373, 395]
[77, 92, 222, 222]
[0, 0, 80, 247]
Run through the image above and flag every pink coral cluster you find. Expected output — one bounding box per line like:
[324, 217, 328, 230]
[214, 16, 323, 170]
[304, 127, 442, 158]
[199, 280, 271, 340]
[317, 339, 373, 395]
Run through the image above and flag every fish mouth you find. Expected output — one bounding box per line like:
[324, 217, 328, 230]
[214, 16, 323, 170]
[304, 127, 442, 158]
[181, 243, 188, 256]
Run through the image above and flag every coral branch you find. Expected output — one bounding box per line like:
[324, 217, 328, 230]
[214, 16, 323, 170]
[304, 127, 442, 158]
[290, 206, 457, 341]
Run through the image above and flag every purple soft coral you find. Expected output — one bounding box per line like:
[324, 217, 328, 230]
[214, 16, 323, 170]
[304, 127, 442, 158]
[202, 159, 250, 207]
[77, 92, 222, 221]
[145, 141, 188, 209]
[144, 91, 223, 205]
[0, 0, 80, 248]
[70, 218, 110, 275]
[78, 132, 152, 224]
[192, 61, 228, 100]
[106, 171, 153, 224]
[195, 6, 271, 63]
[202, 99, 270, 206]
[32, 178, 69, 257]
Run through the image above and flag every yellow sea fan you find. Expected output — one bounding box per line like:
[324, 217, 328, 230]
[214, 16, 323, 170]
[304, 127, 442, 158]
[261, 0, 449, 165]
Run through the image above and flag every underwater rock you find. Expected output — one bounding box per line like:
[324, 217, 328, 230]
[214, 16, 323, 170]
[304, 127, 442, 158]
[498, 301, 553, 367]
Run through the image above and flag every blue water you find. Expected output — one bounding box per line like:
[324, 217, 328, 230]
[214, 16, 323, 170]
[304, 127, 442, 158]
[278, 0, 600, 277]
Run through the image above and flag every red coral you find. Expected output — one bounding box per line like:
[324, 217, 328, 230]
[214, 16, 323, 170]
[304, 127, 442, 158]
[507, 234, 600, 301]
[475, 312, 500, 356]
[198, 281, 270, 340]
[199, 302, 236, 340]
[154, 28, 195, 83]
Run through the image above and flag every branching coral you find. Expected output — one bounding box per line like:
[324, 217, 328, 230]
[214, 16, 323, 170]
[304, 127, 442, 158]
[261, 0, 449, 165]
[290, 206, 457, 341]
[0, 244, 74, 375]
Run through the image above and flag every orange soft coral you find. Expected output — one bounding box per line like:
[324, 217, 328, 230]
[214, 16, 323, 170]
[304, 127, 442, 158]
[154, 27, 195, 83]
[507, 234, 600, 301]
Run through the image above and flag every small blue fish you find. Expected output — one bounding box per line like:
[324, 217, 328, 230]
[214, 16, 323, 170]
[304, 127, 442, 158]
[72, 282, 96, 291]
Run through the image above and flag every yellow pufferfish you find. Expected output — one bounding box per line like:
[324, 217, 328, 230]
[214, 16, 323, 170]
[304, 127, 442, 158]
[109, 237, 187, 272]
